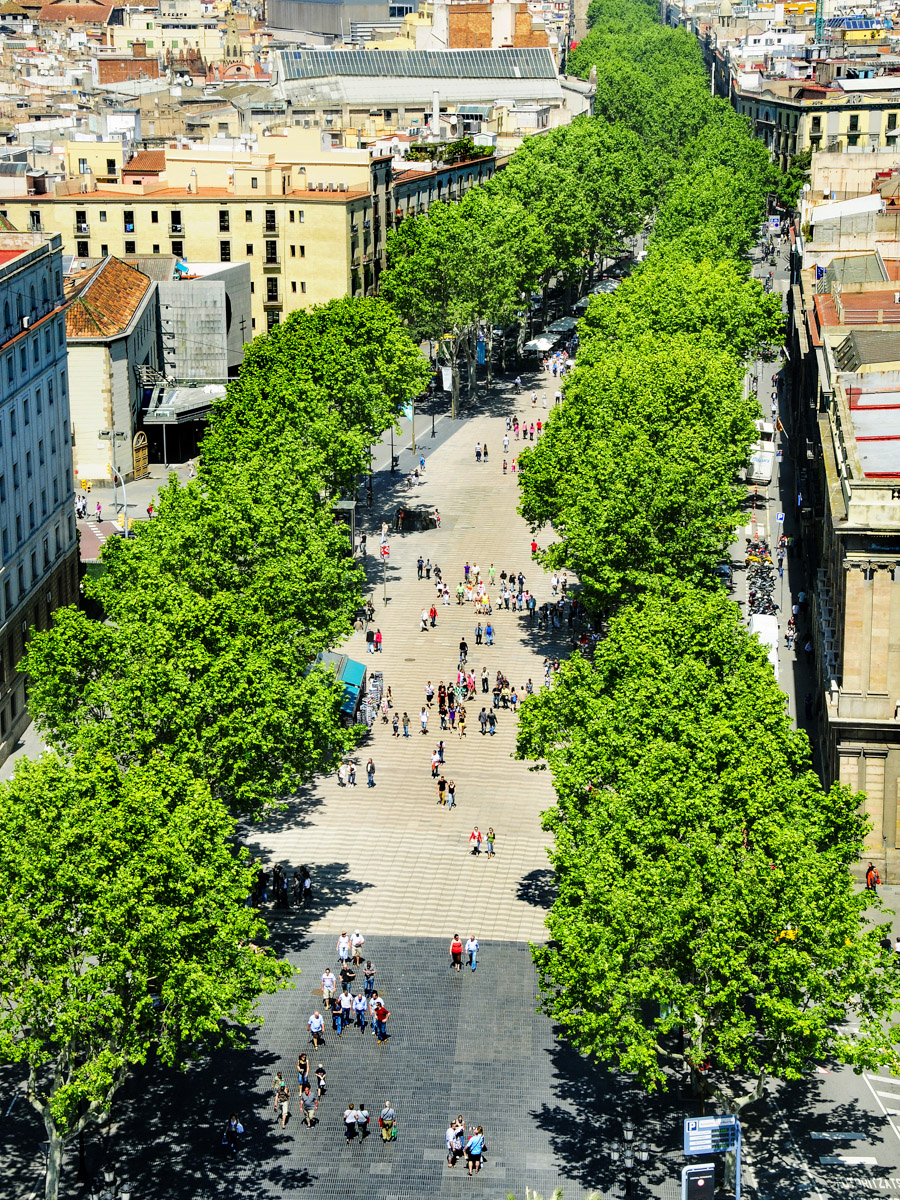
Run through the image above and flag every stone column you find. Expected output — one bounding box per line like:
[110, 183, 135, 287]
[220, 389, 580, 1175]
[869, 568, 892, 696]
[842, 566, 868, 693]
[863, 750, 887, 858]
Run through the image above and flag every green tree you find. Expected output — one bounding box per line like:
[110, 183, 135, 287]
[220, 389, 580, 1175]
[0, 750, 291, 1200]
[202, 296, 431, 493]
[23, 446, 362, 817]
[517, 334, 756, 613]
[581, 249, 783, 359]
[517, 588, 900, 1111]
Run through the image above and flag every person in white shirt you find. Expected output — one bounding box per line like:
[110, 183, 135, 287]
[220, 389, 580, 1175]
[321, 969, 337, 1002]
[352, 992, 368, 1031]
[369, 990, 383, 1035]
[307, 1010, 325, 1048]
[338, 987, 353, 1035]
[465, 936, 479, 972]
[350, 929, 365, 964]
[337, 931, 350, 964]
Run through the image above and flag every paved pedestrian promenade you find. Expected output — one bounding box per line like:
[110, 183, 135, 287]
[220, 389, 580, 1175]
[245, 387, 564, 944]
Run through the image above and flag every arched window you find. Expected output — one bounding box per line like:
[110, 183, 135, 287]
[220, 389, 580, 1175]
[4, 301, 10, 331]
[15, 294, 22, 322]
[29, 284, 36, 313]
[41, 276, 48, 304]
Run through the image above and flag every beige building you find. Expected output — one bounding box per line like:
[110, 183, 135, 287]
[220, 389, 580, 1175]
[0, 127, 498, 329]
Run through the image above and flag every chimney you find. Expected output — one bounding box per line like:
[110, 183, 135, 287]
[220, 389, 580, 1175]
[432, 89, 440, 136]
[132, 39, 147, 57]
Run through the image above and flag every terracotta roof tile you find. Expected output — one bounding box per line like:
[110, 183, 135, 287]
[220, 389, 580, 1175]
[64, 256, 152, 339]
[39, 0, 113, 20]
[122, 149, 165, 175]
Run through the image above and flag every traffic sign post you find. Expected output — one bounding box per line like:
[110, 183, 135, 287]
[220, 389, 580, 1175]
[381, 542, 389, 606]
[682, 1163, 716, 1198]
[684, 1116, 740, 1200]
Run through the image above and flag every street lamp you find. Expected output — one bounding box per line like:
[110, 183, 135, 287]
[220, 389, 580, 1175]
[91, 1169, 131, 1200]
[609, 1121, 650, 1196]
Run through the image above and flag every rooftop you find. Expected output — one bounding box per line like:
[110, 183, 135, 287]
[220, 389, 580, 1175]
[64, 256, 152, 339]
[122, 149, 166, 175]
[278, 48, 558, 82]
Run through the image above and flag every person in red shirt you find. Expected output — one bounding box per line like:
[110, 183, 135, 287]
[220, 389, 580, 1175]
[373, 1000, 390, 1043]
[531, 539, 538, 556]
[468, 827, 483, 856]
[450, 934, 463, 971]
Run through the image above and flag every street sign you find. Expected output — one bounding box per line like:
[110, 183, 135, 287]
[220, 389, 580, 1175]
[776, 512, 785, 523]
[684, 1116, 738, 1155]
[381, 544, 390, 558]
[682, 1163, 716, 1198]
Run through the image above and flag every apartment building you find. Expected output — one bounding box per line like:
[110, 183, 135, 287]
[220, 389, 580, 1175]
[0, 128, 499, 329]
[0, 230, 78, 766]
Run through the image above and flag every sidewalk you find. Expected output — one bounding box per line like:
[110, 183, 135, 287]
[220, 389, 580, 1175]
[244, 380, 565, 943]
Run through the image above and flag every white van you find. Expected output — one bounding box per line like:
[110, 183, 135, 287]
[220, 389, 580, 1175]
[749, 613, 779, 682]
[746, 419, 776, 486]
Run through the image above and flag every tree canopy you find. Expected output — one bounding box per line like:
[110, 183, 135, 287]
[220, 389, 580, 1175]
[0, 751, 291, 1200]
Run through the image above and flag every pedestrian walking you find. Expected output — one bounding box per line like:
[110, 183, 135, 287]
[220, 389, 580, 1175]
[465, 1127, 486, 1174]
[347, 761, 356, 786]
[353, 992, 368, 1031]
[300, 1083, 317, 1126]
[469, 827, 482, 855]
[486, 827, 495, 858]
[450, 933, 463, 970]
[465, 935, 479, 972]
[357, 1103, 371, 1139]
[430, 603, 437, 627]
[221, 1114, 244, 1155]
[338, 761, 347, 788]
[380, 1101, 396, 1141]
[366, 758, 376, 787]
[437, 774, 447, 805]
[447, 1120, 464, 1167]
[402, 711, 410, 737]
[337, 931, 351, 963]
[866, 861, 881, 895]
[343, 1103, 358, 1143]
[315, 1064, 327, 1097]
[417, 555, 424, 579]
[373, 998, 390, 1043]
[351, 929, 365, 964]
[363, 960, 376, 996]
[479, 707, 488, 735]
[274, 1078, 291, 1128]
[308, 1010, 325, 1048]
[421, 608, 429, 632]
[447, 779, 456, 809]
[420, 707, 429, 734]
[392, 712, 400, 737]
[432, 749, 440, 779]
[425, 557, 432, 579]
[374, 628, 383, 653]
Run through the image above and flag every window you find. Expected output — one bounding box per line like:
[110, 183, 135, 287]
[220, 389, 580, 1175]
[125, 241, 136, 255]
[265, 240, 277, 263]
[251, 318, 256, 330]
[291, 281, 297, 293]
[28, 504, 34, 531]
[301, 281, 306, 293]
[290, 245, 296, 258]
[298, 210, 304, 223]
[0, 474, 4, 501]
[170, 209, 183, 232]
[101, 244, 109, 256]
[38, 439, 43, 465]
[1, 528, 6, 558]
[123, 209, 135, 232]
[42, 537, 48, 568]
[10, 409, 16, 437]
[151, 210, 159, 223]
[3, 581, 9, 615]
[29, 210, 40, 232]
[78, 157, 88, 174]
[245, 209, 252, 222]
[171, 241, 183, 257]
[219, 211, 230, 232]
[75, 209, 88, 232]
[35, 387, 41, 415]
[15, 515, 21, 544]
[219, 241, 231, 262]
[43, 329, 50, 355]
[290, 210, 295, 223]
[99, 210, 107, 222]
[41, 490, 46, 517]
[23, 399, 28, 426]
[849, 114, 859, 132]
[52, 477, 58, 503]
[76, 241, 88, 258]
[17, 347, 24, 372]
[890, 113, 898, 131]
[152, 244, 160, 254]
[266, 311, 279, 330]
[267, 278, 279, 302]
[48, 378, 53, 406]
[106, 158, 116, 176]
[265, 210, 276, 231]
[32, 339, 38, 365]
[26, 451, 31, 478]
[848, 134, 859, 146]
[250, 282, 254, 294]
[11, 462, 17, 488]
[62, 420, 68, 444]
[5, 358, 12, 386]
[299, 245, 305, 257]
[251, 177, 258, 189]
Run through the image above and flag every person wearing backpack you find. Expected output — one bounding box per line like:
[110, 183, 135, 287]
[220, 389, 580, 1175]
[866, 861, 881, 895]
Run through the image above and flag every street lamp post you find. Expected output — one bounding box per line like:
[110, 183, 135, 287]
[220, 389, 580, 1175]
[91, 1168, 131, 1200]
[609, 1120, 650, 1197]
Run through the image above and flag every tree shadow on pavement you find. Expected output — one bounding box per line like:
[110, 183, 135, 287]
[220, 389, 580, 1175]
[517, 867, 556, 908]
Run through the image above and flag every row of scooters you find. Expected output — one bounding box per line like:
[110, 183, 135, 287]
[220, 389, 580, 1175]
[745, 537, 778, 615]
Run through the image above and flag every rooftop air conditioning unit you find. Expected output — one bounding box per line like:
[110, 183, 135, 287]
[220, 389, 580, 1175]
[339, 181, 348, 191]
[21, 315, 29, 328]
[329, 181, 337, 191]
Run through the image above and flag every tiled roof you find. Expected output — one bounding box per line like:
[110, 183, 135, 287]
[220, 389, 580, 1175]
[38, 0, 113, 20]
[122, 149, 165, 175]
[64, 256, 152, 340]
[0, 211, 17, 232]
[0, 2, 28, 13]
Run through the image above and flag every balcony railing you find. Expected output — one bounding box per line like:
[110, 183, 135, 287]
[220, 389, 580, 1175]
[263, 257, 281, 271]
[169, 223, 184, 235]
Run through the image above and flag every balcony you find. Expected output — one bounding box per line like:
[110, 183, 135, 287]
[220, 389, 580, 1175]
[74, 222, 89, 235]
[262, 257, 281, 272]
[263, 223, 279, 236]
[262, 297, 282, 310]
[169, 222, 184, 235]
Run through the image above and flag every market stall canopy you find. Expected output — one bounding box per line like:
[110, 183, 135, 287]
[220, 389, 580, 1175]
[547, 317, 577, 334]
[523, 335, 556, 353]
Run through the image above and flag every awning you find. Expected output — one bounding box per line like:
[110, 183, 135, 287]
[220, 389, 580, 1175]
[315, 651, 367, 719]
[546, 317, 577, 334]
[523, 335, 555, 352]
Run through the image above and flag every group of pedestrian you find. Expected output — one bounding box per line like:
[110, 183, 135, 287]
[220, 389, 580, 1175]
[253, 864, 312, 909]
[446, 1118, 487, 1175]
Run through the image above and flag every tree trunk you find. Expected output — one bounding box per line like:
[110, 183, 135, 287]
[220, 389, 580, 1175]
[466, 329, 477, 401]
[451, 360, 460, 420]
[486, 327, 493, 387]
[44, 1131, 64, 1200]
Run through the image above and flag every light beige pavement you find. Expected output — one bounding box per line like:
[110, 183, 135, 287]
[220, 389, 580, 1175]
[245, 387, 569, 943]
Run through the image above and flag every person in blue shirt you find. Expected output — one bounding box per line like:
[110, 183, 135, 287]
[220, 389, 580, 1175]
[465, 1127, 485, 1175]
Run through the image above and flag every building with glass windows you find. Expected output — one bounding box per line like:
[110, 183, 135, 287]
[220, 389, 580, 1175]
[0, 231, 78, 765]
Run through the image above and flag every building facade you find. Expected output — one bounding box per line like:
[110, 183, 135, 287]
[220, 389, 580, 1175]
[0, 230, 78, 766]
